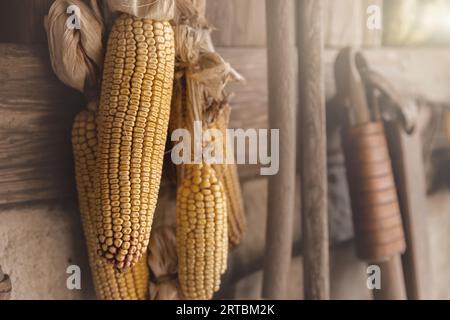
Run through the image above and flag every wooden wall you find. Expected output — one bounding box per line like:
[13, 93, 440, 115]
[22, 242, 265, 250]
[0, 0, 53, 44]
[206, 0, 384, 48]
[0, 0, 390, 207]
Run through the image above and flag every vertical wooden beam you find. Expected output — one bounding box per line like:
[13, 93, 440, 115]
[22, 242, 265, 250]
[297, 0, 330, 300]
[262, 0, 297, 300]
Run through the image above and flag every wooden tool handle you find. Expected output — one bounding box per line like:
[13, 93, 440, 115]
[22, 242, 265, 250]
[343, 122, 406, 261]
[342, 121, 407, 300]
[372, 255, 407, 300]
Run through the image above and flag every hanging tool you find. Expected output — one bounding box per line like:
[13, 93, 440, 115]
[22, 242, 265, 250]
[335, 47, 407, 300]
[359, 64, 430, 299]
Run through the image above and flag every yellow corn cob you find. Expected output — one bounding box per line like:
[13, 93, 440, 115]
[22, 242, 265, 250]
[176, 163, 228, 300]
[72, 111, 149, 300]
[95, 13, 175, 271]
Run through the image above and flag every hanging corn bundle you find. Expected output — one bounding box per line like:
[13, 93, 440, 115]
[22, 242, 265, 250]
[172, 0, 246, 249]
[45, 0, 176, 298]
[95, 1, 176, 271]
[170, 0, 244, 299]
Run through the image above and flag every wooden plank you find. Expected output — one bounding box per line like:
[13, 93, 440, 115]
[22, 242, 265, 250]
[0, 44, 84, 206]
[322, 0, 383, 48]
[222, 47, 450, 107]
[206, 0, 266, 47]
[323, 0, 363, 48]
[362, 0, 383, 47]
[1, 45, 450, 205]
[0, 0, 54, 44]
[0, 0, 383, 47]
[206, 0, 383, 48]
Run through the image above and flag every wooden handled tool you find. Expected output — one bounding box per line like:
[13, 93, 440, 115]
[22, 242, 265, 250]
[361, 68, 431, 299]
[335, 47, 407, 300]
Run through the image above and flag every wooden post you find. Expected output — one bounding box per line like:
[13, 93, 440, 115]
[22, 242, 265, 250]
[262, 0, 297, 300]
[297, 0, 330, 300]
[0, 0, 54, 44]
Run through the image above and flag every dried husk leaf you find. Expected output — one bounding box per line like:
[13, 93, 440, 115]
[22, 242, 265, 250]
[107, 0, 175, 20]
[148, 227, 183, 300]
[44, 0, 104, 99]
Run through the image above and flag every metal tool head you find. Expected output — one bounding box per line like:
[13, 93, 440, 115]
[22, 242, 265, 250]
[359, 69, 417, 134]
[334, 47, 417, 133]
[334, 47, 371, 125]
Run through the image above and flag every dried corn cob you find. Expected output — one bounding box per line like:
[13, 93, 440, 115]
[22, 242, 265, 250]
[95, 13, 175, 271]
[208, 108, 246, 247]
[176, 163, 228, 300]
[217, 163, 246, 247]
[73, 111, 149, 300]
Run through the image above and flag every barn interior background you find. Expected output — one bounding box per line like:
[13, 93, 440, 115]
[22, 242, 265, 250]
[0, 0, 450, 299]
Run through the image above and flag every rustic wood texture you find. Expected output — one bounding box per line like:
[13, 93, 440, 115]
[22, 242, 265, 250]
[206, 0, 266, 47]
[1, 45, 450, 206]
[297, 0, 330, 300]
[0, 44, 83, 206]
[262, 0, 297, 300]
[192, 0, 207, 16]
[206, 0, 383, 48]
[385, 122, 431, 300]
[324, 0, 363, 48]
[324, 0, 383, 48]
[0, 0, 54, 44]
